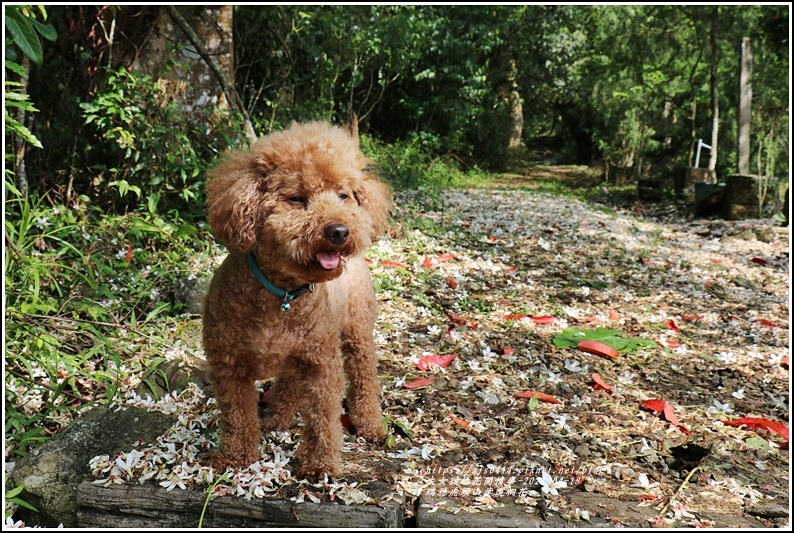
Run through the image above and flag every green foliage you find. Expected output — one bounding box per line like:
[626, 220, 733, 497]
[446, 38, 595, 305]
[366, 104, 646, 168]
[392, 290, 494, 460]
[5, 484, 38, 519]
[78, 66, 238, 216]
[4, 60, 41, 150]
[4, 175, 213, 461]
[4, 5, 56, 66]
[4, 6, 57, 162]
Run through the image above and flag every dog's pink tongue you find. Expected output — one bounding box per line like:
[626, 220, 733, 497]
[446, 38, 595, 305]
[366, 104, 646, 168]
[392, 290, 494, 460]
[317, 251, 340, 270]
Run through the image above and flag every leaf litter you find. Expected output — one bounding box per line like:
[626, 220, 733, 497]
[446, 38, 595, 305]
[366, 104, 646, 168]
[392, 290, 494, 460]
[88, 187, 789, 527]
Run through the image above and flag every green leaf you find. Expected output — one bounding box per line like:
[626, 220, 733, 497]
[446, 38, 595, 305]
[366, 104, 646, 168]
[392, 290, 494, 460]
[528, 396, 539, 411]
[392, 418, 414, 440]
[4, 110, 42, 148]
[174, 223, 198, 238]
[5, 484, 26, 499]
[5, 8, 43, 65]
[27, 17, 57, 42]
[552, 327, 655, 353]
[4, 59, 27, 77]
[745, 436, 774, 450]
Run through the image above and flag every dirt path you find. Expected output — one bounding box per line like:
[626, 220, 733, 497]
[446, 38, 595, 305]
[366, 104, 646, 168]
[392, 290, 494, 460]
[366, 185, 789, 526]
[87, 182, 790, 527]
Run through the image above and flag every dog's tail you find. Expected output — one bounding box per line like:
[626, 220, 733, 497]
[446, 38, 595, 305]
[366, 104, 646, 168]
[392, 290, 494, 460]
[349, 112, 359, 140]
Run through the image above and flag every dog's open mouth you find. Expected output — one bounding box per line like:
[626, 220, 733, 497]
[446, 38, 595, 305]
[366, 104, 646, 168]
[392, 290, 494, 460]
[316, 250, 341, 270]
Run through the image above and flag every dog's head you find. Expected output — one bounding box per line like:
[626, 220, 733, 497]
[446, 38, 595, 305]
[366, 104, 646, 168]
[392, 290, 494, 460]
[206, 121, 391, 283]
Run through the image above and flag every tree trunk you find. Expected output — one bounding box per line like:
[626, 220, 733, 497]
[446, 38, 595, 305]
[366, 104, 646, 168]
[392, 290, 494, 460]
[688, 98, 697, 167]
[507, 61, 523, 149]
[131, 6, 256, 143]
[737, 37, 752, 175]
[686, 47, 703, 167]
[13, 55, 31, 195]
[707, 6, 719, 172]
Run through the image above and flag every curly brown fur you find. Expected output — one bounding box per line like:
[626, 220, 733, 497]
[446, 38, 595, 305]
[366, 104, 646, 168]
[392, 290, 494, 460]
[202, 121, 391, 479]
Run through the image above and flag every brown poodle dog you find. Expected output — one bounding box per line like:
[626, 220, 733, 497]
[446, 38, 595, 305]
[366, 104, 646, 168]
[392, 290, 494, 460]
[202, 121, 391, 479]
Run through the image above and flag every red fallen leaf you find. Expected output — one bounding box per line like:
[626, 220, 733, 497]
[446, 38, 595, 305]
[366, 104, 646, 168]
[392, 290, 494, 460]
[529, 315, 556, 324]
[638, 494, 659, 502]
[447, 278, 458, 289]
[642, 399, 667, 412]
[124, 244, 133, 264]
[782, 356, 789, 369]
[403, 377, 434, 389]
[642, 399, 690, 434]
[664, 319, 679, 332]
[754, 319, 780, 328]
[608, 309, 620, 321]
[507, 265, 517, 272]
[417, 354, 458, 371]
[592, 373, 614, 393]
[514, 391, 561, 404]
[502, 313, 527, 321]
[450, 415, 470, 428]
[502, 347, 514, 356]
[721, 417, 789, 441]
[421, 257, 434, 268]
[681, 315, 704, 322]
[382, 260, 408, 269]
[436, 253, 456, 263]
[487, 236, 498, 242]
[582, 316, 597, 323]
[578, 340, 619, 361]
[750, 257, 768, 265]
[364, 258, 373, 264]
[340, 414, 352, 429]
[447, 311, 468, 326]
[664, 339, 680, 348]
[260, 388, 273, 404]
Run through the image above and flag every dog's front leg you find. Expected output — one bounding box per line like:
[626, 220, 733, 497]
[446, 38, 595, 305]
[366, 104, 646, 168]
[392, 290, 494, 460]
[208, 371, 262, 472]
[342, 332, 385, 444]
[293, 353, 345, 480]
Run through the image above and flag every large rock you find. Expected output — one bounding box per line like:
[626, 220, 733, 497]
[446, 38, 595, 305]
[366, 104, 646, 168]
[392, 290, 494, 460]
[723, 174, 779, 219]
[9, 405, 176, 527]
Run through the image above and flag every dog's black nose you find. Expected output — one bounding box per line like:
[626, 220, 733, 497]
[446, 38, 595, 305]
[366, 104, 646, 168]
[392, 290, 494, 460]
[324, 224, 349, 245]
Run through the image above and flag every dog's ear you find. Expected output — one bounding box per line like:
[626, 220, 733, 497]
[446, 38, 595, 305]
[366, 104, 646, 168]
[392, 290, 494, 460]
[205, 150, 267, 254]
[354, 173, 392, 240]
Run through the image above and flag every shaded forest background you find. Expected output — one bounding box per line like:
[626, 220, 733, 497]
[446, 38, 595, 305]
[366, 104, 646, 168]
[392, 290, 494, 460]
[6, 4, 790, 216]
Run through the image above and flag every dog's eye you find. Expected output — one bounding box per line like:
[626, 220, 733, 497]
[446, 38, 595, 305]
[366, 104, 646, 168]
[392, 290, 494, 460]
[338, 193, 349, 201]
[287, 195, 306, 205]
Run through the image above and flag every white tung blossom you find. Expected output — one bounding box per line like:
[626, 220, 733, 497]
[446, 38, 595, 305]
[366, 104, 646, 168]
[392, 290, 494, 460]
[538, 470, 567, 495]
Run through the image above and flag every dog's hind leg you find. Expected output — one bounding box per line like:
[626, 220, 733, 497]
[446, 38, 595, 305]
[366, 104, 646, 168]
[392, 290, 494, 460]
[261, 377, 299, 432]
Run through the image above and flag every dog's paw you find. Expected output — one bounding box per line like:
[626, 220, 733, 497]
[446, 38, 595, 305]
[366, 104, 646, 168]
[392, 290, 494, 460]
[261, 414, 295, 432]
[297, 463, 340, 483]
[354, 424, 386, 444]
[208, 451, 257, 473]
[356, 428, 386, 444]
